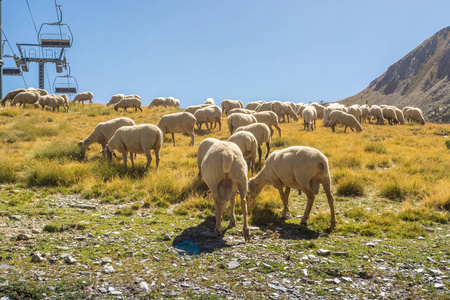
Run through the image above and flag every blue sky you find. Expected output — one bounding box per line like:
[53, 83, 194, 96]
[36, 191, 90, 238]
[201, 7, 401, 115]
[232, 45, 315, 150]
[2, 0, 449, 107]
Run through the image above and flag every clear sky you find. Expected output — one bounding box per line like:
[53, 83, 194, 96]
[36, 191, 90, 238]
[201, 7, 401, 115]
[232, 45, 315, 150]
[2, 0, 449, 107]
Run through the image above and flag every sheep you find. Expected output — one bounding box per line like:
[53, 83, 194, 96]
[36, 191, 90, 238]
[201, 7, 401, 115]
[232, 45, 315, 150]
[235, 123, 271, 163]
[106, 94, 125, 106]
[1, 88, 26, 107]
[310, 102, 325, 118]
[255, 101, 273, 112]
[405, 107, 426, 125]
[253, 111, 282, 137]
[103, 124, 163, 169]
[11, 90, 40, 108]
[228, 108, 257, 115]
[184, 104, 210, 115]
[382, 106, 398, 125]
[194, 105, 222, 131]
[228, 131, 258, 175]
[347, 105, 362, 123]
[293, 103, 306, 116]
[34, 94, 56, 110]
[392, 107, 405, 124]
[302, 105, 317, 131]
[149, 97, 165, 108]
[244, 100, 265, 111]
[72, 91, 94, 105]
[370, 105, 385, 124]
[46, 94, 70, 112]
[328, 110, 363, 133]
[157, 112, 196, 146]
[360, 104, 371, 123]
[201, 141, 250, 240]
[78, 117, 136, 150]
[227, 113, 257, 135]
[221, 99, 244, 115]
[164, 97, 180, 108]
[323, 104, 347, 125]
[205, 98, 215, 105]
[197, 138, 221, 178]
[27, 88, 48, 96]
[114, 96, 143, 112]
[271, 101, 299, 123]
[248, 146, 336, 227]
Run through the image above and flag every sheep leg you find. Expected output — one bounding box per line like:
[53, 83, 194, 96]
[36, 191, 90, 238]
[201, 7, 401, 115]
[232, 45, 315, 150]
[122, 151, 128, 168]
[145, 151, 152, 169]
[238, 184, 250, 242]
[300, 190, 316, 226]
[269, 126, 274, 137]
[264, 142, 271, 160]
[138, 107, 143, 112]
[171, 133, 176, 147]
[219, 121, 222, 131]
[278, 187, 292, 219]
[205, 122, 211, 132]
[154, 148, 160, 170]
[344, 126, 347, 133]
[211, 190, 223, 236]
[188, 131, 195, 147]
[258, 147, 262, 163]
[228, 190, 237, 228]
[276, 125, 282, 137]
[130, 151, 135, 168]
[322, 178, 337, 228]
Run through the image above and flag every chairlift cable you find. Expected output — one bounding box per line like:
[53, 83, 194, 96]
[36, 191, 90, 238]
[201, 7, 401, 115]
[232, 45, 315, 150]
[25, 0, 39, 37]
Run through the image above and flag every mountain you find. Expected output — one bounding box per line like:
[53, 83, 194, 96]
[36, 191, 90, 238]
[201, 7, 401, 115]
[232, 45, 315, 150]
[340, 26, 450, 123]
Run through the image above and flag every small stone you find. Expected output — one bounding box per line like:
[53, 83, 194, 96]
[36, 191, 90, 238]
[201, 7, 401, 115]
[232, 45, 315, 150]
[342, 277, 352, 282]
[427, 256, 438, 263]
[425, 228, 434, 232]
[138, 281, 150, 292]
[64, 256, 77, 264]
[228, 260, 240, 270]
[31, 229, 40, 234]
[16, 234, 31, 241]
[119, 221, 125, 225]
[429, 268, 443, 275]
[1, 297, 11, 300]
[302, 269, 308, 277]
[434, 283, 444, 289]
[333, 252, 349, 257]
[74, 236, 86, 241]
[366, 243, 375, 247]
[31, 253, 44, 263]
[333, 278, 340, 284]
[47, 257, 57, 264]
[415, 268, 424, 273]
[102, 265, 115, 274]
[101, 257, 112, 265]
[201, 276, 208, 281]
[317, 249, 331, 256]
[417, 236, 425, 240]
[8, 215, 21, 221]
[98, 287, 107, 294]
[180, 283, 190, 288]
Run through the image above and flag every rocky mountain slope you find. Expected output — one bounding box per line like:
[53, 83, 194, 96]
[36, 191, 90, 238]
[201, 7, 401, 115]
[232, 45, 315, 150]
[340, 26, 450, 123]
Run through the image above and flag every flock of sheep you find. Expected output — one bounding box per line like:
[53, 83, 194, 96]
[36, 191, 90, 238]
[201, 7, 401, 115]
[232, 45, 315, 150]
[1, 88, 427, 240]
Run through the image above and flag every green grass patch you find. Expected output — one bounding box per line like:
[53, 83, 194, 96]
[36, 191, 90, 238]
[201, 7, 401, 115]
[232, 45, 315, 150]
[336, 176, 365, 196]
[33, 142, 86, 162]
[364, 143, 387, 154]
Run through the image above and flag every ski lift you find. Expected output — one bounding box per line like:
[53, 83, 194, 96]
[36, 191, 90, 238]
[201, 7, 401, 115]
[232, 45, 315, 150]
[53, 75, 78, 94]
[37, 5, 73, 48]
[2, 56, 22, 76]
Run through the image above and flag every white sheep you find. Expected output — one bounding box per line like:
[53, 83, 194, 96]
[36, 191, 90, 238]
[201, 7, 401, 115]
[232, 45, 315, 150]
[347, 105, 362, 123]
[253, 111, 282, 137]
[1, 88, 26, 107]
[382, 106, 398, 125]
[271, 101, 299, 123]
[164, 97, 180, 108]
[227, 113, 257, 134]
[46, 94, 70, 112]
[103, 124, 163, 169]
[310, 102, 325, 118]
[35, 94, 56, 110]
[78, 117, 136, 150]
[370, 105, 385, 124]
[235, 122, 271, 163]
[106, 94, 125, 106]
[221, 99, 244, 115]
[201, 141, 250, 240]
[244, 100, 265, 110]
[194, 105, 222, 131]
[328, 110, 363, 133]
[157, 112, 196, 146]
[360, 104, 371, 123]
[228, 108, 256, 115]
[228, 131, 258, 175]
[392, 106, 405, 124]
[302, 105, 317, 131]
[27, 88, 49, 96]
[114, 96, 143, 112]
[248, 146, 336, 227]
[197, 137, 221, 178]
[205, 98, 215, 105]
[149, 97, 165, 108]
[184, 104, 210, 115]
[11, 90, 40, 108]
[405, 107, 426, 125]
[255, 101, 274, 112]
[72, 91, 94, 105]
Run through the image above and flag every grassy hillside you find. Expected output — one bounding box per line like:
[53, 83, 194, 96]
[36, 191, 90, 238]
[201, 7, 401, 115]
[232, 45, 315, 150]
[0, 104, 449, 299]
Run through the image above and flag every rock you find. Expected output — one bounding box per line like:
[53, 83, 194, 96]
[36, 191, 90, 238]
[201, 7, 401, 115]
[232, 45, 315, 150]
[101, 257, 112, 265]
[31, 253, 44, 263]
[342, 277, 353, 282]
[434, 283, 444, 289]
[99, 287, 107, 293]
[317, 249, 331, 256]
[333, 278, 340, 284]
[119, 221, 125, 225]
[427, 256, 438, 263]
[333, 252, 349, 257]
[102, 265, 115, 274]
[47, 257, 57, 264]
[74, 236, 86, 241]
[429, 268, 444, 275]
[108, 287, 122, 295]
[366, 243, 375, 247]
[268, 283, 287, 293]
[1, 297, 11, 300]
[16, 234, 31, 241]
[138, 281, 150, 292]
[31, 229, 40, 234]
[180, 283, 190, 288]
[302, 269, 308, 277]
[425, 228, 434, 232]
[417, 236, 425, 240]
[8, 215, 21, 221]
[64, 256, 77, 264]
[228, 260, 240, 270]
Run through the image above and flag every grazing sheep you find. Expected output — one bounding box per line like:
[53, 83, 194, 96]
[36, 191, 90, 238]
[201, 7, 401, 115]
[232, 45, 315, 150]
[149, 97, 165, 108]
[78, 117, 136, 150]
[11, 90, 40, 108]
[271, 101, 299, 123]
[235, 123, 271, 163]
[194, 105, 222, 131]
[103, 124, 163, 169]
[227, 113, 257, 134]
[106, 94, 125, 106]
[360, 104, 371, 123]
[72, 91, 94, 105]
[253, 111, 282, 137]
[228, 108, 256, 115]
[184, 104, 210, 115]
[392, 107, 405, 124]
[27, 88, 48, 96]
[164, 97, 180, 108]
[157, 112, 196, 146]
[47, 94, 70, 112]
[228, 131, 258, 175]
[205, 98, 215, 105]
[323, 104, 347, 126]
[248, 146, 336, 227]
[255, 101, 274, 112]
[293, 103, 306, 116]
[201, 141, 250, 240]
[245, 100, 265, 110]
[328, 110, 363, 133]
[221, 99, 244, 115]
[382, 106, 398, 125]
[114, 96, 143, 112]
[405, 107, 426, 125]
[310, 102, 325, 118]
[1, 88, 26, 107]
[369, 105, 385, 124]
[197, 138, 221, 178]
[302, 105, 317, 131]
[35, 94, 56, 110]
[347, 105, 362, 123]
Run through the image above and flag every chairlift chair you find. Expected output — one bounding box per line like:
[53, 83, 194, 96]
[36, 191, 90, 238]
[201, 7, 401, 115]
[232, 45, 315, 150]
[53, 75, 78, 94]
[38, 23, 73, 48]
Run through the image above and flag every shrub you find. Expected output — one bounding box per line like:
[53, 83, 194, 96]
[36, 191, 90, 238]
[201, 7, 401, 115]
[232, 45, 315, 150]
[0, 158, 18, 183]
[364, 143, 387, 154]
[25, 161, 87, 187]
[336, 176, 365, 196]
[249, 198, 280, 225]
[344, 206, 368, 221]
[446, 140, 450, 149]
[380, 180, 406, 201]
[33, 142, 86, 161]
